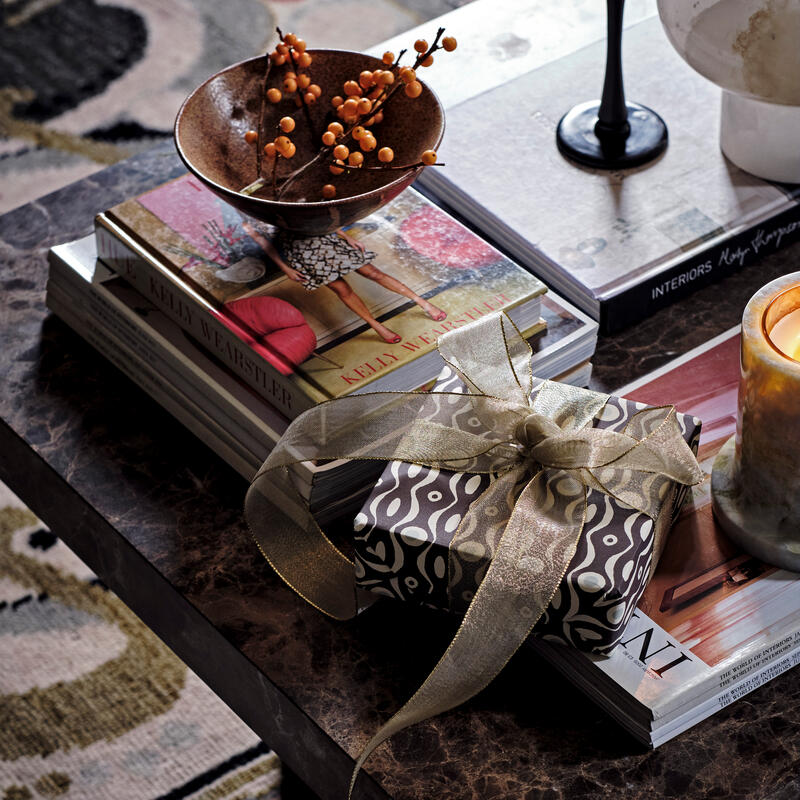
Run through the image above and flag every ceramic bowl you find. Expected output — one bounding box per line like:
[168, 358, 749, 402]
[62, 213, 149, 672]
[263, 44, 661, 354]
[175, 50, 445, 236]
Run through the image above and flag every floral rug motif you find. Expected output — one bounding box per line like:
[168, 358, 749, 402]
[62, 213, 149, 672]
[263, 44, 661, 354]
[0, 482, 284, 800]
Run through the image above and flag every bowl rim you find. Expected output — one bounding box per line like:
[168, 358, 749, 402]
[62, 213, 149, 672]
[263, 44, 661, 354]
[174, 49, 445, 210]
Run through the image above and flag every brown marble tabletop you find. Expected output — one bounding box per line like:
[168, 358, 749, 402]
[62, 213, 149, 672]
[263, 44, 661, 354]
[2, 142, 800, 800]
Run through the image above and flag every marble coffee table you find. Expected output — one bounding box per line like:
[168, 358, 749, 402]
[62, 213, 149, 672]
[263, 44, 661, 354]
[2, 143, 800, 799]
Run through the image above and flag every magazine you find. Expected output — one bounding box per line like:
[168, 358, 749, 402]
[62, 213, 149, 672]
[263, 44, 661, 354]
[530, 328, 800, 745]
[95, 178, 550, 417]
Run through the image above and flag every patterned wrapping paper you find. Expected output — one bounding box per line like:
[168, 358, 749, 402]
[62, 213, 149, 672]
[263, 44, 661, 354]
[352, 367, 702, 654]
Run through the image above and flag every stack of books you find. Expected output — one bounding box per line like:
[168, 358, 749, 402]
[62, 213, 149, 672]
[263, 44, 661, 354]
[46, 175, 598, 521]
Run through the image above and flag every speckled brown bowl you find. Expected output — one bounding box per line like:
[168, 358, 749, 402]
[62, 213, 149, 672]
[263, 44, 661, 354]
[174, 50, 445, 236]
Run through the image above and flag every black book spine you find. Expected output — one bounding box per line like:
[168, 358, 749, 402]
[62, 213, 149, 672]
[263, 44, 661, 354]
[600, 201, 800, 335]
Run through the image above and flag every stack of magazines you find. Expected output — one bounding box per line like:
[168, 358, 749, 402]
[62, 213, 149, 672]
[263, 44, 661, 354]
[46, 176, 598, 520]
[529, 329, 800, 746]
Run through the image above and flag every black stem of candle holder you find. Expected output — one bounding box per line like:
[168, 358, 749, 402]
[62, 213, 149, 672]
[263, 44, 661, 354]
[556, 0, 667, 169]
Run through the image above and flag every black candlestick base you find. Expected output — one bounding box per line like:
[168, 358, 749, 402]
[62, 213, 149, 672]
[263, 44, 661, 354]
[556, 99, 667, 169]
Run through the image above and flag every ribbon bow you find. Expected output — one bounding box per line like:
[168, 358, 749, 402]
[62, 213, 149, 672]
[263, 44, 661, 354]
[245, 313, 704, 796]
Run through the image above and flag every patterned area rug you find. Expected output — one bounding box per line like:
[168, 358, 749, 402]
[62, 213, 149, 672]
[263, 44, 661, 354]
[0, 482, 284, 800]
[0, 0, 468, 215]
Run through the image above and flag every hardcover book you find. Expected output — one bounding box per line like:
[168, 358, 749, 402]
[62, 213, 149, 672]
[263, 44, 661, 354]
[530, 328, 800, 746]
[95, 176, 548, 417]
[46, 234, 597, 520]
[417, 14, 800, 333]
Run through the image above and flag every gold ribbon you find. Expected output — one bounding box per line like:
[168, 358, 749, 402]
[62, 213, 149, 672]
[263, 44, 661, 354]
[245, 313, 704, 796]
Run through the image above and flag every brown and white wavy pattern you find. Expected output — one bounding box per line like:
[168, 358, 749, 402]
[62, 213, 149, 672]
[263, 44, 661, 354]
[354, 461, 492, 610]
[353, 379, 702, 653]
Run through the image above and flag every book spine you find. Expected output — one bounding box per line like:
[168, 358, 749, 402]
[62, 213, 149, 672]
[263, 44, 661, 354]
[94, 216, 324, 418]
[45, 287, 262, 481]
[47, 252, 280, 462]
[50, 274, 274, 467]
[649, 645, 800, 748]
[653, 628, 800, 722]
[600, 202, 800, 334]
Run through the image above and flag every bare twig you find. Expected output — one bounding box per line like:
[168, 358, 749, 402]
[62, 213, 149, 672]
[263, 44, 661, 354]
[255, 52, 273, 180]
[324, 160, 445, 173]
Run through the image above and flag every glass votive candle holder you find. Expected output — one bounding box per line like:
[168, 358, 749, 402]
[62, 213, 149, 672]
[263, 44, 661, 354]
[711, 272, 800, 570]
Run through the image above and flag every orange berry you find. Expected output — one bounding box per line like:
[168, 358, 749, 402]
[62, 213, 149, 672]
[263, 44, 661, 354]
[285, 70, 297, 80]
[372, 110, 384, 124]
[336, 106, 346, 119]
[343, 80, 362, 97]
[442, 35, 457, 51]
[352, 125, 366, 140]
[308, 84, 321, 99]
[283, 77, 297, 93]
[342, 97, 359, 115]
[359, 70, 375, 89]
[343, 114, 359, 125]
[294, 38, 307, 52]
[322, 184, 336, 199]
[279, 116, 295, 133]
[375, 70, 394, 86]
[404, 80, 422, 98]
[266, 87, 282, 103]
[378, 147, 394, 163]
[382, 50, 395, 65]
[298, 52, 312, 68]
[414, 38, 428, 53]
[365, 115, 376, 126]
[421, 149, 437, 165]
[244, 129, 258, 143]
[264, 142, 277, 158]
[368, 87, 382, 100]
[282, 141, 296, 158]
[333, 144, 350, 160]
[331, 95, 344, 108]
[270, 51, 287, 65]
[399, 67, 416, 84]
[329, 158, 345, 175]
[348, 151, 364, 167]
[420, 54, 433, 67]
[275, 135, 292, 151]
[357, 97, 372, 115]
[321, 131, 336, 146]
[327, 122, 344, 136]
[303, 92, 316, 104]
[360, 134, 377, 152]
[297, 73, 311, 89]
[276, 43, 289, 55]
[283, 32, 297, 46]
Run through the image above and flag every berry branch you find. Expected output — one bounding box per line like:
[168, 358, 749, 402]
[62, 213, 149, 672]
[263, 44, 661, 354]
[240, 28, 456, 202]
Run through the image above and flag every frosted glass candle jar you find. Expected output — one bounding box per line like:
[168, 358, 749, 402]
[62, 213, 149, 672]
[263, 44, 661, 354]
[711, 273, 800, 569]
[657, 0, 800, 183]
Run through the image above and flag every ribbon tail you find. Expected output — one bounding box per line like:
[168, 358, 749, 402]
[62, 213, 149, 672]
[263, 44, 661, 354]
[349, 469, 587, 797]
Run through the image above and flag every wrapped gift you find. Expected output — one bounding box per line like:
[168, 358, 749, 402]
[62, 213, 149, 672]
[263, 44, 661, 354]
[352, 365, 701, 654]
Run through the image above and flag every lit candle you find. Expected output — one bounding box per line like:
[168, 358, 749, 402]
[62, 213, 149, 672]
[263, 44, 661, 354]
[768, 307, 800, 363]
[711, 273, 800, 571]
